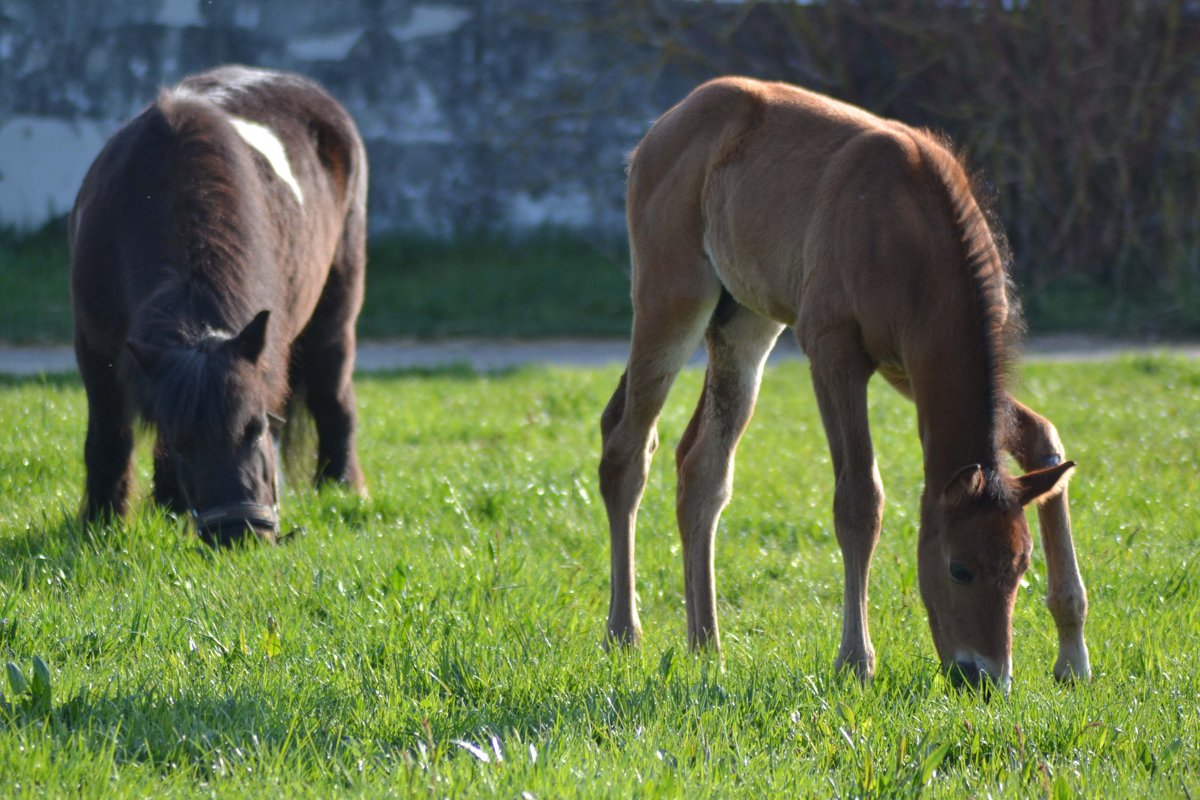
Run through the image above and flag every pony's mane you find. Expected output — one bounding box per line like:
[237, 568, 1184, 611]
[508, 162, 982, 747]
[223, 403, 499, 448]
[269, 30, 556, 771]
[148, 334, 236, 444]
[919, 135, 1025, 480]
[156, 89, 263, 324]
[128, 91, 287, 437]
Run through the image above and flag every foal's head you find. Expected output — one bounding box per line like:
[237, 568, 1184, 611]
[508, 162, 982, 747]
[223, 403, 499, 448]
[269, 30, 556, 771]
[918, 460, 1075, 691]
[128, 310, 281, 546]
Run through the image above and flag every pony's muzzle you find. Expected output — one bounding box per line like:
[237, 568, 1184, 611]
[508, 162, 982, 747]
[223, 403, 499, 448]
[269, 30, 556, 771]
[194, 502, 279, 547]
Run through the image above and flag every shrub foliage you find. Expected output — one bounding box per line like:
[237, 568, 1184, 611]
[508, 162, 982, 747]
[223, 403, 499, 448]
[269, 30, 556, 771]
[609, 0, 1200, 330]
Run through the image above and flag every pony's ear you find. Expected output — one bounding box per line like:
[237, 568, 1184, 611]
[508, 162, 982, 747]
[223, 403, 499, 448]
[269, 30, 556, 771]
[1014, 460, 1075, 507]
[126, 339, 167, 378]
[942, 463, 986, 510]
[229, 310, 270, 363]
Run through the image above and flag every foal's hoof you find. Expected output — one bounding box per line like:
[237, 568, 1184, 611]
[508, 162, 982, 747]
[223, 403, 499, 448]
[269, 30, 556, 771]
[834, 650, 875, 683]
[1052, 661, 1091, 683]
[1052, 640, 1091, 683]
[604, 622, 642, 651]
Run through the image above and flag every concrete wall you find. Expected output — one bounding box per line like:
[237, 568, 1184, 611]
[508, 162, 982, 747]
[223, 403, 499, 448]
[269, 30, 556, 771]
[0, 0, 700, 236]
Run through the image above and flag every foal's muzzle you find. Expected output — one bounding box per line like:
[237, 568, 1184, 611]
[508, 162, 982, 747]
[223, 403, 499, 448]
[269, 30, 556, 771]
[947, 655, 1011, 696]
[193, 501, 279, 547]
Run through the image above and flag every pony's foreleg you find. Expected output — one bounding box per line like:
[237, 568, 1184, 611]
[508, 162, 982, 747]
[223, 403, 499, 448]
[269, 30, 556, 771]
[301, 208, 367, 494]
[675, 305, 781, 650]
[77, 343, 135, 524]
[152, 433, 187, 513]
[1007, 396, 1091, 682]
[807, 329, 883, 681]
[303, 329, 364, 493]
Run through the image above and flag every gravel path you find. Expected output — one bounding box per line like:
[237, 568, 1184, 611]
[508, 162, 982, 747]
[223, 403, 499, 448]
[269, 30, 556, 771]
[1, 335, 1197, 377]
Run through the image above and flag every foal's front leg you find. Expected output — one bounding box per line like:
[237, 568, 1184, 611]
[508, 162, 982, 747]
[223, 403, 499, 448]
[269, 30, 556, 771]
[1008, 396, 1091, 681]
[806, 330, 884, 680]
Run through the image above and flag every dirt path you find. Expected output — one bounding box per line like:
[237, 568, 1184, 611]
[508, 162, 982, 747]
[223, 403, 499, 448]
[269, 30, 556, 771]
[1, 336, 1197, 377]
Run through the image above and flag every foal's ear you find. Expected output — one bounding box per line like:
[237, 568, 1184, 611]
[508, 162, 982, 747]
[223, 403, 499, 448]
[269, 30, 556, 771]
[942, 463, 986, 509]
[1014, 460, 1076, 507]
[229, 310, 270, 363]
[126, 339, 167, 378]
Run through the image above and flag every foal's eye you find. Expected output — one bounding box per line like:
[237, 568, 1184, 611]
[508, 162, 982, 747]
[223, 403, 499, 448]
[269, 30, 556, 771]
[949, 562, 975, 585]
[244, 416, 266, 443]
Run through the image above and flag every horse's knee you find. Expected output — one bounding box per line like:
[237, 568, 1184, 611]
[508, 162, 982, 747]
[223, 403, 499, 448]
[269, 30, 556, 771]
[676, 449, 732, 519]
[1030, 419, 1066, 467]
[600, 373, 628, 440]
[599, 436, 647, 504]
[1011, 401, 1066, 469]
[833, 468, 884, 540]
[1046, 584, 1088, 628]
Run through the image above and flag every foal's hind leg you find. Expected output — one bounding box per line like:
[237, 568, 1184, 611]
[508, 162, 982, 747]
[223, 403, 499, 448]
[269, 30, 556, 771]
[805, 328, 883, 680]
[298, 222, 366, 492]
[675, 300, 783, 650]
[1007, 396, 1090, 681]
[600, 269, 720, 647]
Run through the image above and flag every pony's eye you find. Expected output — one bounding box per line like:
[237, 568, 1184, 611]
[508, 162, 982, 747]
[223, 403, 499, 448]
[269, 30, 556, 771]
[949, 562, 975, 585]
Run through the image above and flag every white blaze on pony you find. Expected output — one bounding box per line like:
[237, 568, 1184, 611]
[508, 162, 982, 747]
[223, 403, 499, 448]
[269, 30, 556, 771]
[600, 77, 1091, 691]
[227, 116, 305, 205]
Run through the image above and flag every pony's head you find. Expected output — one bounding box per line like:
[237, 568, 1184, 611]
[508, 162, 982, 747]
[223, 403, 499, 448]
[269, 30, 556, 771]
[128, 310, 280, 546]
[918, 460, 1075, 692]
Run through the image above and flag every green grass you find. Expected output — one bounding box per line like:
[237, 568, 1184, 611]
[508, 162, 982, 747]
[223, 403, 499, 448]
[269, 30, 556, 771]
[358, 232, 631, 339]
[0, 224, 633, 344]
[1, 357, 1198, 796]
[4, 222, 1198, 344]
[0, 224, 75, 344]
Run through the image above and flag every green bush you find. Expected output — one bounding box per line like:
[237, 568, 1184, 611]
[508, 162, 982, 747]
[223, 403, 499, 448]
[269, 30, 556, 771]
[607, 0, 1200, 331]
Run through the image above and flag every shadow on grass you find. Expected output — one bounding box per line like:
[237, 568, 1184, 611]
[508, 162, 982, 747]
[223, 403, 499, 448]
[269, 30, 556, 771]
[3, 683, 355, 781]
[0, 512, 92, 590]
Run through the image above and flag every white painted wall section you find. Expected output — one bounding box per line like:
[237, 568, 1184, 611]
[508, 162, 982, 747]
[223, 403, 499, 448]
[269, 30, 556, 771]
[287, 30, 364, 61]
[389, 5, 471, 41]
[0, 117, 110, 230]
[155, 0, 205, 27]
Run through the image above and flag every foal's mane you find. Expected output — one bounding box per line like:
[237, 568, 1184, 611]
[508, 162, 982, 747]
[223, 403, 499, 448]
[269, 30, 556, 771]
[919, 135, 1024, 481]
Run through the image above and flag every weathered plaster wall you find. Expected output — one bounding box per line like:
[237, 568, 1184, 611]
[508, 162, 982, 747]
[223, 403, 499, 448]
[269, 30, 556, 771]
[0, 0, 697, 235]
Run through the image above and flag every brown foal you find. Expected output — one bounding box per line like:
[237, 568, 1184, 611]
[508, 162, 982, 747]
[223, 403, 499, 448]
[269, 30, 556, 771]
[599, 77, 1090, 690]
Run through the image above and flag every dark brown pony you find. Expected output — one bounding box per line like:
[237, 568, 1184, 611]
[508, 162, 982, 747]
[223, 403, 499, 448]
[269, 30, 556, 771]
[71, 66, 367, 545]
[600, 77, 1090, 690]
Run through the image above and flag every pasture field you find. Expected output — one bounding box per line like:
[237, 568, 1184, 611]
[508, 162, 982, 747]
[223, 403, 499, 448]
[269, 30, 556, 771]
[0, 358, 1197, 797]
